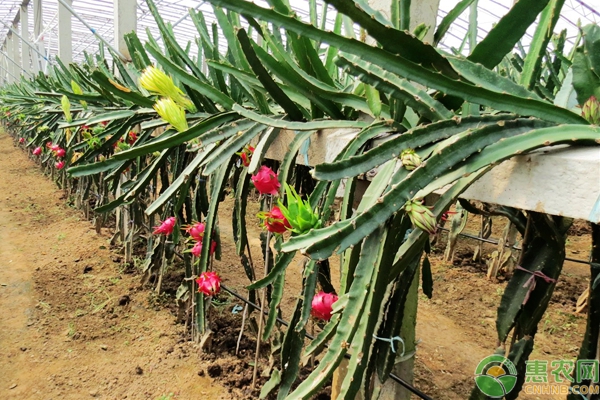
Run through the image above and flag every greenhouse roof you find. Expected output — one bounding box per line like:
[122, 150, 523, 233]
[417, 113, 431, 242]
[0, 0, 598, 70]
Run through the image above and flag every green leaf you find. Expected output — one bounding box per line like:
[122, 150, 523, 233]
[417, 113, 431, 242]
[231, 104, 369, 130]
[110, 112, 240, 160]
[468, 0, 551, 69]
[519, 0, 566, 90]
[434, 0, 476, 46]
[325, 0, 459, 79]
[90, 71, 155, 108]
[236, 28, 304, 121]
[284, 119, 557, 260]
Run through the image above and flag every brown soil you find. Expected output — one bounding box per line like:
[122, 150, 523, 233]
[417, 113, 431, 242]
[0, 134, 228, 400]
[0, 132, 593, 400]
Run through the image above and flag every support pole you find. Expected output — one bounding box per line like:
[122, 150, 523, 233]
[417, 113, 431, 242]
[114, 0, 137, 60]
[11, 26, 21, 77]
[0, 20, 51, 67]
[33, 0, 45, 73]
[20, 4, 31, 73]
[7, 35, 16, 83]
[58, 0, 72, 63]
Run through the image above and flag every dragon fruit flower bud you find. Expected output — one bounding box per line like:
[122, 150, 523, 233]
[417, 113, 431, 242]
[582, 96, 600, 125]
[152, 216, 176, 235]
[404, 199, 437, 235]
[311, 291, 338, 321]
[61, 95, 72, 123]
[153, 97, 189, 132]
[196, 271, 221, 296]
[400, 149, 422, 171]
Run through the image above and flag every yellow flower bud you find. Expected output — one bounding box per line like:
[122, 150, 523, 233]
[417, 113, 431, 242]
[139, 66, 196, 112]
[61, 95, 72, 123]
[71, 80, 87, 110]
[71, 80, 83, 95]
[154, 97, 189, 132]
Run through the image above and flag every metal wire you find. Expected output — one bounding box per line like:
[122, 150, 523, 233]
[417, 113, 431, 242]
[436, 226, 591, 266]
[220, 283, 436, 400]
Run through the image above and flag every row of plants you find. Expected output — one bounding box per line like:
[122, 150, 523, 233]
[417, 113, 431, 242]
[2, 0, 600, 398]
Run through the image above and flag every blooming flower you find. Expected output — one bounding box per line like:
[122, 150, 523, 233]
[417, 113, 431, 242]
[258, 206, 291, 234]
[196, 271, 221, 296]
[55, 160, 65, 170]
[32, 147, 42, 156]
[152, 216, 176, 235]
[190, 239, 217, 257]
[311, 291, 338, 321]
[185, 222, 206, 241]
[251, 166, 280, 196]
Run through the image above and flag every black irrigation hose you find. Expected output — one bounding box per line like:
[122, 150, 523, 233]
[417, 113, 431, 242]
[436, 226, 591, 265]
[221, 284, 435, 400]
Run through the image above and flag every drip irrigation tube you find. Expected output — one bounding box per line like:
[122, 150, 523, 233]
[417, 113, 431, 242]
[436, 226, 591, 265]
[220, 283, 436, 400]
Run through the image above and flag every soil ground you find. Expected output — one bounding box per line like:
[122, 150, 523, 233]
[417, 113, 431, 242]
[0, 132, 593, 399]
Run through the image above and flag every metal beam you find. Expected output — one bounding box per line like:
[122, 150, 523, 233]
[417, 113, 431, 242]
[58, 0, 72, 63]
[0, 20, 51, 66]
[0, 48, 32, 78]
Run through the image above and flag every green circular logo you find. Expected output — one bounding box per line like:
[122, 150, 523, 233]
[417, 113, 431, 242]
[474, 355, 518, 398]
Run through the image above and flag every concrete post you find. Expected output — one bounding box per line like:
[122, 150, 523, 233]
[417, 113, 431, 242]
[113, 0, 137, 60]
[33, 0, 44, 73]
[11, 25, 21, 77]
[367, 0, 439, 43]
[7, 35, 15, 83]
[58, 0, 72, 63]
[20, 5, 31, 73]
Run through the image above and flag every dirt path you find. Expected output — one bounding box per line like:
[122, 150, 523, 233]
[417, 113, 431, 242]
[0, 133, 229, 400]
